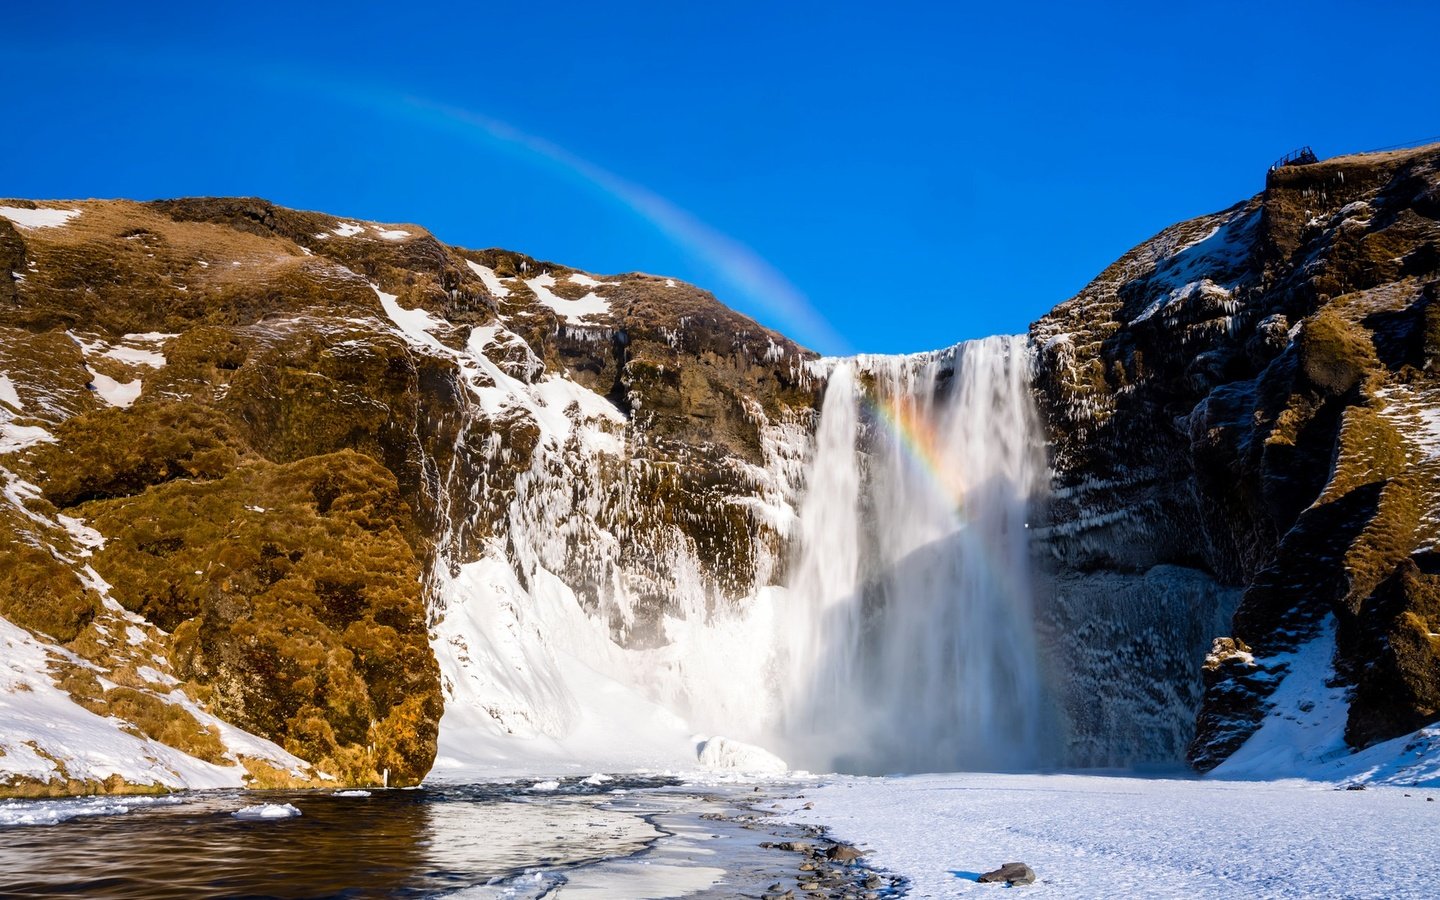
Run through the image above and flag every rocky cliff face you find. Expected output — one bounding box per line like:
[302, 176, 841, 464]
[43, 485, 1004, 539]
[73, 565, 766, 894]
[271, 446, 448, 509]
[0, 198, 815, 795]
[1030, 144, 1440, 771]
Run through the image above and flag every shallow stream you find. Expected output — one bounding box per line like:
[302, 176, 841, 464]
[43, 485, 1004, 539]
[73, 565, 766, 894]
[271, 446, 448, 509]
[0, 776, 842, 899]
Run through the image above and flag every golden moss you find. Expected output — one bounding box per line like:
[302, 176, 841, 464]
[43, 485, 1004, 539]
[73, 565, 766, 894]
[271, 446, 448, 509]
[1321, 405, 1410, 502]
[82, 449, 440, 786]
[37, 401, 240, 508]
[1342, 474, 1424, 611]
[1298, 308, 1380, 396]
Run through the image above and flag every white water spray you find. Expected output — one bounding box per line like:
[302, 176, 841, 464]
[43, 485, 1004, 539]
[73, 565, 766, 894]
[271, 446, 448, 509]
[774, 335, 1048, 774]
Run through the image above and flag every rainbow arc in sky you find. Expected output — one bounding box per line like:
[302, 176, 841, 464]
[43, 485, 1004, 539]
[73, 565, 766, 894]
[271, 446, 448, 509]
[277, 75, 850, 356]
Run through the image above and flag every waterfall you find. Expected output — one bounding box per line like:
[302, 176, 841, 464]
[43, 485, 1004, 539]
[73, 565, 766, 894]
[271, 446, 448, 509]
[428, 317, 1055, 777]
[773, 335, 1049, 774]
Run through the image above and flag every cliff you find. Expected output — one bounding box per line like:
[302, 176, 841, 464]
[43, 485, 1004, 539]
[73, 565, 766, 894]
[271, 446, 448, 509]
[1031, 143, 1440, 772]
[0, 198, 815, 794]
[4, 141, 1439, 795]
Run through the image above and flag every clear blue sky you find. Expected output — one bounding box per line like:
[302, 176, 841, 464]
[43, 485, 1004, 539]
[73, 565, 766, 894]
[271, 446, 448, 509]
[5, 2, 1438, 354]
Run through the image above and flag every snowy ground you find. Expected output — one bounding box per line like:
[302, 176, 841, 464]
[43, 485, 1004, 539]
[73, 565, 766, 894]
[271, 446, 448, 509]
[774, 772, 1440, 899]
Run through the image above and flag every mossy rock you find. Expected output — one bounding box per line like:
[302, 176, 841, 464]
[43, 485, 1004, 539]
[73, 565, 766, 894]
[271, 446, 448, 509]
[1297, 308, 1380, 396]
[0, 512, 98, 642]
[37, 402, 240, 508]
[1343, 555, 1440, 747]
[83, 450, 440, 785]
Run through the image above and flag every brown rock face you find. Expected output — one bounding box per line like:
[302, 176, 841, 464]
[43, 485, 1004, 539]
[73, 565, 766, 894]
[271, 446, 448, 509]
[1030, 144, 1440, 770]
[0, 194, 816, 793]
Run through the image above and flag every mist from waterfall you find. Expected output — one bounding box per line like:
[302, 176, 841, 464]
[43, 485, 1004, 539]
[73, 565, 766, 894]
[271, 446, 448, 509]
[773, 335, 1050, 774]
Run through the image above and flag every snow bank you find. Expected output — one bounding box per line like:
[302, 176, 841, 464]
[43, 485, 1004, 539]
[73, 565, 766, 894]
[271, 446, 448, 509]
[696, 736, 788, 775]
[426, 558, 700, 781]
[1212, 617, 1440, 787]
[783, 772, 1440, 899]
[0, 617, 248, 791]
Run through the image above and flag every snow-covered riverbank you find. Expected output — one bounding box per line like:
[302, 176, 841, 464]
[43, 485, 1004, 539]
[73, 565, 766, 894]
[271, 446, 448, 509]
[774, 772, 1440, 898]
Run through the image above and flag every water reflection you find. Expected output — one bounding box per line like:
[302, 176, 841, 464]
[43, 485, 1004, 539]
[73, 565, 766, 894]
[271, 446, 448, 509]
[0, 778, 676, 898]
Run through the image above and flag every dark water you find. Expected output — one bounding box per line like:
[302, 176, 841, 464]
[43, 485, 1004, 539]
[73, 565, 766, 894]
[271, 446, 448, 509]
[0, 776, 699, 899]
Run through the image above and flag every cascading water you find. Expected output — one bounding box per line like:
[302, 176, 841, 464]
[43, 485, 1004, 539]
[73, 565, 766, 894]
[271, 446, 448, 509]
[773, 335, 1049, 774]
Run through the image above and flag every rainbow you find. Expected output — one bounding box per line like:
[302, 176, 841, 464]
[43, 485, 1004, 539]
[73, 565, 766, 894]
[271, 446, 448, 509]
[4, 47, 849, 353]
[860, 391, 968, 515]
[252, 71, 850, 356]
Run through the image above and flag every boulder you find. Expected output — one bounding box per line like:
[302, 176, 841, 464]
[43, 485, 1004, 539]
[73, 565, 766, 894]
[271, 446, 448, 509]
[979, 862, 1037, 885]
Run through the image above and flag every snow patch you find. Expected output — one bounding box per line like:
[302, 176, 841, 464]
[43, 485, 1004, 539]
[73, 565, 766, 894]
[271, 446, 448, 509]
[331, 222, 364, 238]
[464, 260, 511, 299]
[371, 225, 411, 241]
[102, 344, 167, 369]
[0, 374, 22, 410]
[525, 273, 612, 324]
[1130, 208, 1258, 325]
[88, 370, 142, 408]
[0, 206, 80, 230]
[1213, 617, 1440, 787]
[57, 514, 105, 554]
[0, 422, 54, 455]
[371, 285, 449, 351]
